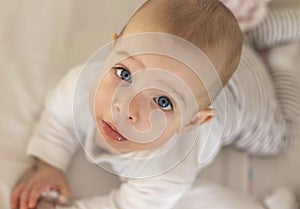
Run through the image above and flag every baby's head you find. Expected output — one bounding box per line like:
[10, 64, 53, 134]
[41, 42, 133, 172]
[91, 0, 243, 153]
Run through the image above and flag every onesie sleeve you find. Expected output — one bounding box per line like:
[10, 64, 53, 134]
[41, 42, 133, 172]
[245, 5, 300, 49]
[27, 66, 83, 172]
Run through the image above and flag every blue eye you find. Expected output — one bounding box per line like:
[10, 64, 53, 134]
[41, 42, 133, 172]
[154, 96, 173, 111]
[115, 67, 131, 83]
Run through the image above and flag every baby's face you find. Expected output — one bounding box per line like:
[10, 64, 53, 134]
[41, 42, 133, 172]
[91, 51, 206, 154]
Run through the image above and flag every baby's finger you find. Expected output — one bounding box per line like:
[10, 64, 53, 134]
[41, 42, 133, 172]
[58, 185, 71, 204]
[19, 185, 32, 209]
[28, 185, 44, 209]
[28, 185, 49, 208]
[11, 183, 26, 209]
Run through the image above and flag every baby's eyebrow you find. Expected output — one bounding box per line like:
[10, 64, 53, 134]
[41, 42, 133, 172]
[115, 50, 145, 68]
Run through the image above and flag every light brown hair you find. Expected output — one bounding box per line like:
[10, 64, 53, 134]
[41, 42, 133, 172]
[121, 0, 243, 87]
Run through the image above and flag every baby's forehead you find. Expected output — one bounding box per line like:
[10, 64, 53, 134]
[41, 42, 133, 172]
[110, 47, 207, 93]
[116, 54, 207, 107]
[112, 50, 201, 87]
[106, 33, 221, 102]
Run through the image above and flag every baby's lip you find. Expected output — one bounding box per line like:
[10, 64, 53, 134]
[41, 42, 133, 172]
[106, 121, 117, 131]
[101, 120, 127, 142]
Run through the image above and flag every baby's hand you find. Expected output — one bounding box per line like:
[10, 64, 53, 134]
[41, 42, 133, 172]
[11, 160, 70, 209]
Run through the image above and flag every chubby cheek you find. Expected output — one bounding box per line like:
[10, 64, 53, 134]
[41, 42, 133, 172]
[93, 75, 116, 119]
[165, 117, 180, 137]
[151, 117, 181, 146]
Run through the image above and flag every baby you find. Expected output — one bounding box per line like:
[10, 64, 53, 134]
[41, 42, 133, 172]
[11, 0, 243, 208]
[11, 0, 300, 208]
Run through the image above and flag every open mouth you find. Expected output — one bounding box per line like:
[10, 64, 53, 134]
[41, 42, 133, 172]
[101, 120, 127, 142]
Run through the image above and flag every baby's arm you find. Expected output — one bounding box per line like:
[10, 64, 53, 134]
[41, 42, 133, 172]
[11, 67, 83, 209]
[246, 5, 300, 49]
[26, 67, 82, 171]
[11, 160, 70, 209]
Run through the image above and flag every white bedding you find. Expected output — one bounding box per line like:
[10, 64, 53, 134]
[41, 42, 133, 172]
[0, 0, 299, 209]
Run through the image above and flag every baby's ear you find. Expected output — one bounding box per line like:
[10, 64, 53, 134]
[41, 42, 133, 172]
[110, 33, 119, 49]
[111, 33, 119, 41]
[182, 108, 216, 132]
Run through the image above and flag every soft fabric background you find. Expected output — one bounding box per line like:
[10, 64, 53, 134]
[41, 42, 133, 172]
[0, 0, 299, 208]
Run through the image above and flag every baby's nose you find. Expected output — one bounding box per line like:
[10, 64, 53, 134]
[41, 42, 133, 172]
[128, 93, 152, 130]
[128, 93, 145, 122]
